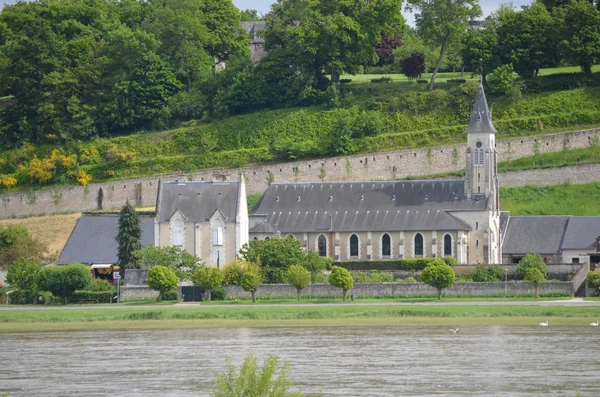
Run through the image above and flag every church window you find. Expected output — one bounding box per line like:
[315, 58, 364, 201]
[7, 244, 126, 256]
[444, 234, 452, 256]
[172, 219, 184, 247]
[212, 220, 223, 246]
[382, 234, 391, 257]
[349, 234, 359, 257]
[414, 233, 424, 257]
[318, 235, 327, 257]
[479, 149, 484, 165]
[476, 222, 479, 230]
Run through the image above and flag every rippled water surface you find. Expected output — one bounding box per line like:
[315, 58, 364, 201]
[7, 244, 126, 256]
[1, 326, 599, 396]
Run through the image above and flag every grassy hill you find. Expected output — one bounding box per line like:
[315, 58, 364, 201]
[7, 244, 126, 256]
[2, 68, 600, 190]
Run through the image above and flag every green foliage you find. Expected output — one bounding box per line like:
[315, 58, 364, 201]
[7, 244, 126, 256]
[212, 353, 307, 397]
[350, 270, 394, 283]
[420, 259, 456, 299]
[334, 257, 456, 271]
[0, 225, 46, 270]
[117, 201, 142, 275]
[6, 257, 41, 291]
[486, 64, 520, 96]
[212, 287, 226, 301]
[146, 265, 178, 300]
[72, 291, 114, 304]
[525, 268, 547, 298]
[37, 263, 92, 302]
[240, 238, 302, 283]
[88, 278, 117, 293]
[191, 266, 224, 302]
[223, 258, 260, 286]
[241, 271, 261, 303]
[328, 266, 354, 301]
[247, 194, 262, 212]
[517, 254, 547, 279]
[402, 276, 417, 283]
[586, 270, 600, 296]
[134, 245, 201, 281]
[287, 265, 310, 301]
[471, 265, 504, 282]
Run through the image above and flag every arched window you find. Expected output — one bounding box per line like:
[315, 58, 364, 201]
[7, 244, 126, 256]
[172, 219, 184, 247]
[444, 234, 452, 256]
[349, 234, 359, 257]
[265, 237, 270, 240]
[382, 234, 391, 257]
[318, 235, 327, 257]
[253, 237, 258, 240]
[479, 149, 484, 165]
[414, 233, 424, 257]
[287, 235, 295, 239]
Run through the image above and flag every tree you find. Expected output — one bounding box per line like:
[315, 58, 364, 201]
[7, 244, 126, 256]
[555, 0, 600, 77]
[241, 271, 261, 303]
[525, 268, 547, 299]
[287, 265, 310, 302]
[116, 200, 142, 279]
[6, 257, 41, 292]
[223, 257, 260, 285]
[420, 258, 455, 300]
[240, 9, 261, 21]
[146, 265, 178, 301]
[393, 30, 440, 72]
[191, 266, 224, 302]
[462, 26, 500, 81]
[301, 251, 332, 283]
[37, 263, 92, 303]
[265, 0, 405, 84]
[406, 0, 482, 90]
[496, 3, 558, 78]
[0, 225, 46, 270]
[516, 253, 547, 279]
[240, 238, 305, 283]
[133, 245, 201, 281]
[373, 28, 403, 66]
[400, 53, 426, 79]
[329, 266, 354, 302]
[212, 353, 307, 397]
[486, 64, 520, 96]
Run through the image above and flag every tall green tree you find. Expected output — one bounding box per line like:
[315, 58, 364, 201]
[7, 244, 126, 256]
[146, 265, 178, 301]
[406, 0, 481, 90]
[191, 266, 224, 302]
[329, 266, 354, 302]
[420, 258, 455, 300]
[265, 0, 405, 84]
[555, 0, 600, 77]
[6, 257, 41, 292]
[240, 9, 261, 21]
[116, 200, 142, 279]
[525, 267, 547, 299]
[462, 26, 500, 80]
[287, 264, 310, 302]
[133, 245, 201, 281]
[0, 225, 46, 270]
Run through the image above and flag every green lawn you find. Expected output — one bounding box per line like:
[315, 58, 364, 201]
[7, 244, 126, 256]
[1, 304, 599, 332]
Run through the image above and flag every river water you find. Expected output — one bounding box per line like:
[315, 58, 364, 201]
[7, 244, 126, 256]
[1, 326, 599, 396]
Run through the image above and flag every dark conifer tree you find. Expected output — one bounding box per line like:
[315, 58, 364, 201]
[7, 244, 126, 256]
[116, 200, 142, 280]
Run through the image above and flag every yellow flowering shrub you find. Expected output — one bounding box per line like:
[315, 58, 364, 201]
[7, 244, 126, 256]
[50, 149, 77, 169]
[106, 144, 135, 163]
[28, 156, 55, 184]
[69, 169, 93, 185]
[80, 146, 100, 164]
[105, 169, 116, 177]
[0, 175, 17, 189]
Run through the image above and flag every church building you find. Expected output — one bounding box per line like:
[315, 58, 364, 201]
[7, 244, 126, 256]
[248, 83, 502, 264]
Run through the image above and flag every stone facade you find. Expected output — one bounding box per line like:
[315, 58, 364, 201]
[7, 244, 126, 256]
[1, 128, 599, 219]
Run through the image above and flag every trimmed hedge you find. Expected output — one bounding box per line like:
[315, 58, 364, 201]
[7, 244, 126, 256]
[7, 290, 38, 304]
[523, 72, 600, 93]
[72, 291, 114, 303]
[335, 257, 456, 271]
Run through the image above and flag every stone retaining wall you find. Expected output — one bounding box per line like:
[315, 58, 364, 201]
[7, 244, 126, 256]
[120, 285, 159, 300]
[1, 128, 599, 218]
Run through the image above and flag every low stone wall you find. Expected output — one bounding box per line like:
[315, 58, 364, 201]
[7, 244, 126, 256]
[120, 285, 159, 300]
[224, 281, 573, 298]
[124, 269, 149, 286]
[499, 164, 600, 188]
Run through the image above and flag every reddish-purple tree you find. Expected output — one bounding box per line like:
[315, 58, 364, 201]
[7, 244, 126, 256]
[373, 29, 403, 66]
[400, 52, 426, 79]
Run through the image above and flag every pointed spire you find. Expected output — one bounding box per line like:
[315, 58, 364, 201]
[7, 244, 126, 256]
[466, 82, 497, 134]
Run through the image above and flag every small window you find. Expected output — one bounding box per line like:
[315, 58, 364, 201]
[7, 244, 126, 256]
[382, 234, 391, 256]
[350, 234, 359, 257]
[414, 233, 423, 257]
[444, 234, 452, 256]
[572, 258, 580, 264]
[318, 235, 327, 257]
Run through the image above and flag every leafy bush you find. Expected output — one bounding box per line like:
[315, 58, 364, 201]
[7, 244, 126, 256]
[37, 263, 92, 303]
[7, 290, 38, 304]
[516, 253, 547, 279]
[350, 270, 394, 283]
[471, 265, 503, 282]
[72, 291, 114, 303]
[371, 77, 393, 84]
[402, 276, 417, 283]
[523, 72, 600, 93]
[335, 257, 456, 271]
[223, 258, 260, 285]
[586, 270, 600, 295]
[417, 79, 428, 84]
[6, 257, 41, 291]
[162, 290, 179, 301]
[487, 64, 520, 96]
[212, 287, 226, 301]
[420, 259, 455, 300]
[89, 278, 116, 292]
[147, 265, 178, 301]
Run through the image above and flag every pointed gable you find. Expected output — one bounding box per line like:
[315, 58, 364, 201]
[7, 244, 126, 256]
[466, 83, 497, 134]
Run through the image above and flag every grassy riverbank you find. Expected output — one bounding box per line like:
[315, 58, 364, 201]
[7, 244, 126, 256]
[1, 304, 599, 332]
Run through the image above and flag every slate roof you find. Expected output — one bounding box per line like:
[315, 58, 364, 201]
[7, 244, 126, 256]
[241, 21, 265, 43]
[58, 215, 155, 265]
[499, 211, 510, 242]
[157, 181, 239, 223]
[466, 83, 497, 134]
[502, 216, 569, 255]
[249, 181, 486, 233]
[561, 217, 600, 250]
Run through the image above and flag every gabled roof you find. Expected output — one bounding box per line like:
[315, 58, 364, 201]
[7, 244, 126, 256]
[157, 181, 239, 223]
[561, 217, 600, 250]
[502, 216, 569, 255]
[58, 214, 155, 265]
[466, 83, 497, 134]
[249, 181, 485, 233]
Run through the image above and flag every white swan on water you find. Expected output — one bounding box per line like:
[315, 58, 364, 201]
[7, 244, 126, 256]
[591, 320, 599, 326]
[450, 328, 459, 334]
[539, 320, 548, 327]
